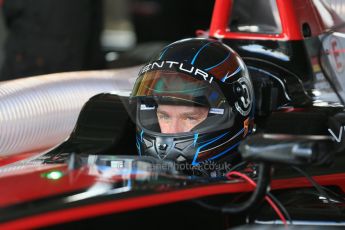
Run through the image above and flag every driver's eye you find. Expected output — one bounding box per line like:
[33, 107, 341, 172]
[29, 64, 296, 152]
[183, 116, 200, 124]
[157, 113, 170, 120]
[186, 116, 197, 121]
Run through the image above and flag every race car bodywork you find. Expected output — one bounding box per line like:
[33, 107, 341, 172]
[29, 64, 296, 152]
[1, 0, 345, 229]
[1, 153, 345, 229]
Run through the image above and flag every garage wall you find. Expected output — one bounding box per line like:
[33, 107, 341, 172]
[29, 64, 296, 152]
[0, 10, 6, 72]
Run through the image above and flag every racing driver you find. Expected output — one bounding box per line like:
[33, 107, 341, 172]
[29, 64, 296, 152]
[130, 38, 255, 176]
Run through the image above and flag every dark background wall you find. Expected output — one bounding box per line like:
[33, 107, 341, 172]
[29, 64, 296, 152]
[1, 0, 343, 81]
[0, 9, 6, 71]
[0, 0, 214, 81]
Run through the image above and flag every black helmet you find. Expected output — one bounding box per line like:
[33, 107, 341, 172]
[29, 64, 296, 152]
[130, 38, 254, 174]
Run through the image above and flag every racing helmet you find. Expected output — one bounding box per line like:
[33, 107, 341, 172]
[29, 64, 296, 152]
[130, 38, 254, 171]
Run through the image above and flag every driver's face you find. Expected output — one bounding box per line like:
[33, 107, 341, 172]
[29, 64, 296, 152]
[157, 105, 209, 133]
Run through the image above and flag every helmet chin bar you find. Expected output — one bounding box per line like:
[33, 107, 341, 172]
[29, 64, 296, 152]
[139, 131, 194, 163]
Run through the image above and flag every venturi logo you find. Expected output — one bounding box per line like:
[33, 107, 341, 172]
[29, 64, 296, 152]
[139, 61, 214, 83]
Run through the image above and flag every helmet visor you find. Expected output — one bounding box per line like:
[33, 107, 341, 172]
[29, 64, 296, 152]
[132, 70, 226, 107]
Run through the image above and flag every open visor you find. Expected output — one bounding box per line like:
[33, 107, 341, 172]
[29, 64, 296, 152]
[131, 70, 234, 134]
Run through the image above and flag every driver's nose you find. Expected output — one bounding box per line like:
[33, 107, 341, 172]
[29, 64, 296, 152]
[166, 119, 185, 134]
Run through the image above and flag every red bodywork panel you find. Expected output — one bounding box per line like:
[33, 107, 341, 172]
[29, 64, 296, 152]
[0, 164, 344, 229]
[209, 0, 343, 41]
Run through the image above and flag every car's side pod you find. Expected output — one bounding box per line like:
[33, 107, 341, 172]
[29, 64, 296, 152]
[44, 93, 137, 164]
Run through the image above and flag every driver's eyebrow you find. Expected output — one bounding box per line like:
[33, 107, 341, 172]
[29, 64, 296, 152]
[181, 111, 207, 117]
[157, 109, 169, 115]
[181, 111, 199, 116]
